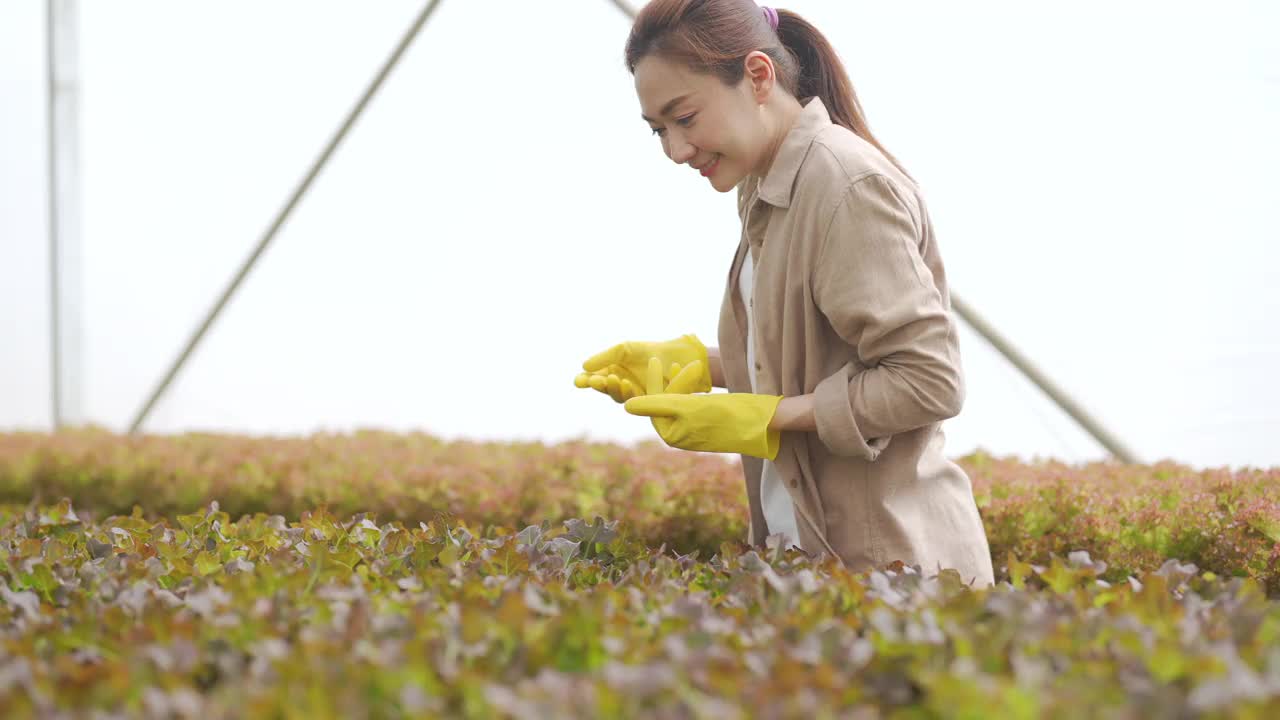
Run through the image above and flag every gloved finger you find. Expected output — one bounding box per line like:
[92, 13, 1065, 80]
[620, 378, 641, 401]
[665, 361, 693, 393]
[646, 357, 664, 396]
[665, 360, 706, 395]
[583, 375, 630, 403]
[583, 364, 641, 388]
[606, 374, 626, 404]
[588, 374, 609, 393]
[611, 365, 646, 394]
[624, 394, 680, 418]
[578, 371, 606, 389]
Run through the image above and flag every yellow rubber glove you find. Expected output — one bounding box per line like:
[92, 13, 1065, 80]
[573, 361, 682, 404]
[625, 357, 784, 461]
[573, 334, 711, 403]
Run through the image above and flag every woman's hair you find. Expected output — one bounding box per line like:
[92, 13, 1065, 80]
[625, 0, 912, 181]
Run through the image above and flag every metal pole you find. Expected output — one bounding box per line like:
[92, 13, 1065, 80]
[128, 0, 445, 434]
[47, 0, 83, 430]
[46, 0, 59, 430]
[951, 296, 1140, 463]
[605, 0, 639, 19]
[603, 0, 1140, 464]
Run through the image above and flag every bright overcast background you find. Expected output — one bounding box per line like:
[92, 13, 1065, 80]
[2, 1, 1278, 471]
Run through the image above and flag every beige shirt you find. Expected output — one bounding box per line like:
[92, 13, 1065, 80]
[717, 96, 995, 588]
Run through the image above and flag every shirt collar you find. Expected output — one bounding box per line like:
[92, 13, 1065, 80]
[754, 95, 832, 209]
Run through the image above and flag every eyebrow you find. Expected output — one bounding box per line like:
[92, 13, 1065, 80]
[641, 94, 693, 123]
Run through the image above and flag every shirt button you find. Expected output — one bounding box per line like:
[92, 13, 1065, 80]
[754, 361, 762, 371]
[790, 478, 799, 489]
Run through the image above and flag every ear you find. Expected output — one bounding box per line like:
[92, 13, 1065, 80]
[742, 51, 776, 104]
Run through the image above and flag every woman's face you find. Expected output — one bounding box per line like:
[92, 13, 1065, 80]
[634, 53, 770, 193]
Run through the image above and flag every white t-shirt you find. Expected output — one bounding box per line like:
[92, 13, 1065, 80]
[740, 250, 802, 551]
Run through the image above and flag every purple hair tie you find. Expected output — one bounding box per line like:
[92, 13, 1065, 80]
[762, 6, 779, 32]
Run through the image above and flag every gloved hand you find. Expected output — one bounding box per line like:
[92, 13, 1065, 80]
[625, 357, 784, 461]
[573, 334, 711, 403]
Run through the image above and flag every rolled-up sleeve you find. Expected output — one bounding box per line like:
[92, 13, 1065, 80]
[811, 174, 964, 460]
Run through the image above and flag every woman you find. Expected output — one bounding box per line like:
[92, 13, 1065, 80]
[574, 0, 995, 588]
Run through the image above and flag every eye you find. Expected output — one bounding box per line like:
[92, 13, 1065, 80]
[650, 114, 696, 138]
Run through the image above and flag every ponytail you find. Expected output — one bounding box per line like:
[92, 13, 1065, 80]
[773, 9, 913, 182]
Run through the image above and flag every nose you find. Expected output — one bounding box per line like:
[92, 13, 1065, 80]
[665, 131, 697, 165]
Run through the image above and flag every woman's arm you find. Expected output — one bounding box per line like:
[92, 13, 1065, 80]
[707, 345, 726, 389]
[706, 345, 815, 431]
[769, 394, 817, 432]
[809, 175, 963, 459]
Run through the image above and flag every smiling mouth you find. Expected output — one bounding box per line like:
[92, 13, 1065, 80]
[697, 155, 720, 176]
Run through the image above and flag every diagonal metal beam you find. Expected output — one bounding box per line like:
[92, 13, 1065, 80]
[128, 0, 445, 434]
[950, 295, 1140, 463]
[603, 0, 1139, 463]
[605, 0, 640, 19]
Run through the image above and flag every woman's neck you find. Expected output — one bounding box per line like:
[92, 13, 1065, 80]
[753, 94, 806, 179]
